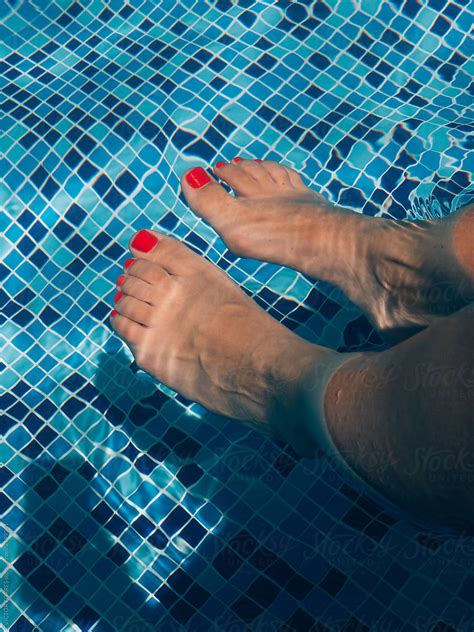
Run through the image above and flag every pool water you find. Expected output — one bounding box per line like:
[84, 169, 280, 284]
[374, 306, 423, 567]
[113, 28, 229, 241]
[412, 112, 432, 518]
[1, 0, 473, 630]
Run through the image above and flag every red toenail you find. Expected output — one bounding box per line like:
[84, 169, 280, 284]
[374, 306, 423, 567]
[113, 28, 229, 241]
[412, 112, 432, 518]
[114, 292, 123, 303]
[255, 159, 263, 162]
[117, 275, 125, 286]
[186, 167, 211, 189]
[111, 310, 118, 318]
[125, 258, 135, 269]
[233, 157, 243, 162]
[131, 230, 158, 253]
[215, 161, 226, 169]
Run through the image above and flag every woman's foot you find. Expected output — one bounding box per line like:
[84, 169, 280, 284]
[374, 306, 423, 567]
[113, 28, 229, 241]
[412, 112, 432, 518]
[181, 159, 474, 339]
[182, 158, 369, 298]
[110, 229, 334, 453]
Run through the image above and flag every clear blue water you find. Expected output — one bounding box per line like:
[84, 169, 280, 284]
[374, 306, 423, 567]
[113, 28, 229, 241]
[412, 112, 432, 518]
[1, 1, 473, 630]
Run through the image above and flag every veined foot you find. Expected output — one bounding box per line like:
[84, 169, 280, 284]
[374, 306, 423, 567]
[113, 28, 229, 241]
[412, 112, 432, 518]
[110, 229, 334, 454]
[182, 158, 368, 296]
[181, 159, 474, 340]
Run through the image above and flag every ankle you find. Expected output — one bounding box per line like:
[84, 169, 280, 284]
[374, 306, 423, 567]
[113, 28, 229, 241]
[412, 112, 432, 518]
[297, 205, 379, 292]
[371, 213, 474, 328]
[267, 341, 346, 457]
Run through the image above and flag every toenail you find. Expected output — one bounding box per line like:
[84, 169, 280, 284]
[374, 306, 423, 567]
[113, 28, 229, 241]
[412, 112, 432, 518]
[125, 258, 135, 269]
[114, 292, 124, 303]
[186, 167, 211, 189]
[111, 310, 118, 318]
[255, 159, 263, 162]
[131, 230, 158, 253]
[215, 161, 226, 169]
[233, 157, 243, 162]
[117, 275, 125, 286]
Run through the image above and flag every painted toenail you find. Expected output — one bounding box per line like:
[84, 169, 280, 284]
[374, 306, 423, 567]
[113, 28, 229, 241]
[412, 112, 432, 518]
[131, 230, 158, 253]
[114, 292, 124, 303]
[125, 258, 135, 269]
[186, 167, 211, 189]
[111, 310, 118, 318]
[117, 275, 125, 286]
[215, 161, 226, 169]
[255, 159, 263, 162]
[233, 157, 243, 162]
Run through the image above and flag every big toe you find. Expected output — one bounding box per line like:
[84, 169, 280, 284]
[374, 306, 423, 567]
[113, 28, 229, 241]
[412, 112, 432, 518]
[181, 166, 236, 223]
[129, 229, 204, 276]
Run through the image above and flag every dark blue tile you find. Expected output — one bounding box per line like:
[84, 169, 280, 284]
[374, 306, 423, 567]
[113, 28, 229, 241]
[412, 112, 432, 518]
[155, 585, 179, 608]
[212, 546, 243, 579]
[103, 187, 125, 210]
[116, 170, 139, 194]
[43, 577, 69, 605]
[180, 520, 207, 547]
[133, 515, 155, 537]
[161, 506, 190, 535]
[107, 543, 129, 566]
[177, 464, 203, 487]
[36, 427, 58, 447]
[114, 121, 134, 141]
[136, 454, 157, 475]
[0, 491, 13, 514]
[14, 551, 40, 576]
[28, 563, 56, 592]
[231, 595, 262, 623]
[246, 576, 279, 607]
[74, 606, 100, 631]
[148, 528, 168, 549]
[106, 515, 128, 537]
[320, 568, 347, 596]
[10, 616, 35, 632]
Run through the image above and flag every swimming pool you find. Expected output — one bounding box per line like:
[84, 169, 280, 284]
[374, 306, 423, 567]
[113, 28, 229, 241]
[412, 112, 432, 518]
[1, 0, 473, 629]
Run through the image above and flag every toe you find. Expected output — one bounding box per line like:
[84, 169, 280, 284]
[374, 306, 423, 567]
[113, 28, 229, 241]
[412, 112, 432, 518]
[258, 160, 293, 187]
[286, 168, 307, 189]
[119, 267, 167, 305]
[114, 291, 155, 326]
[110, 311, 147, 346]
[181, 166, 236, 223]
[123, 257, 169, 287]
[129, 230, 204, 276]
[214, 158, 272, 195]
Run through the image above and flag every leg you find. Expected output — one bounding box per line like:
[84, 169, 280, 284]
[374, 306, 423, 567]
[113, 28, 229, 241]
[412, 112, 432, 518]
[318, 304, 474, 530]
[111, 230, 473, 529]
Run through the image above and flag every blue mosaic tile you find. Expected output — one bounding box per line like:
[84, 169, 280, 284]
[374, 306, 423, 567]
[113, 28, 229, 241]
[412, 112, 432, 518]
[1, 0, 473, 630]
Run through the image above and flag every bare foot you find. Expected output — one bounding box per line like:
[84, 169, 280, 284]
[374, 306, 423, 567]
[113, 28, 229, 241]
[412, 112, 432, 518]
[181, 158, 366, 295]
[110, 229, 335, 453]
[182, 159, 474, 340]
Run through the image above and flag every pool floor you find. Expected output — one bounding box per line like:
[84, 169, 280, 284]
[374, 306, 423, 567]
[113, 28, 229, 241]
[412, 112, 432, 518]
[1, 0, 473, 630]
